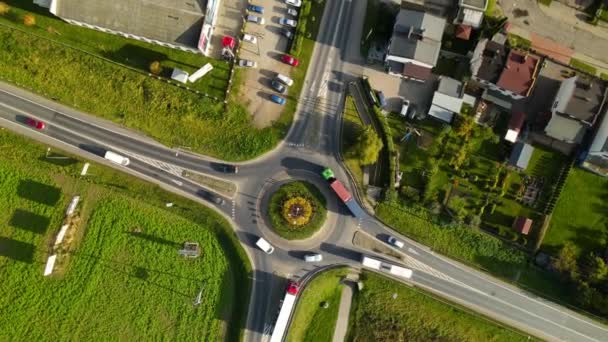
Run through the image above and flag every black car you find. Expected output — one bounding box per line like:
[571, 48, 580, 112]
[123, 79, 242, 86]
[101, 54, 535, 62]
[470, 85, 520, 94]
[271, 80, 286, 94]
[212, 163, 238, 173]
[281, 28, 293, 39]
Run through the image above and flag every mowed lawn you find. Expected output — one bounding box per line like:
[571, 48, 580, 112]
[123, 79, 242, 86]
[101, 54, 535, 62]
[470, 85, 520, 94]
[286, 268, 348, 342]
[543, 169, 608, 255]
[0, 130, 249, 340]
[349, 272, 537, 341]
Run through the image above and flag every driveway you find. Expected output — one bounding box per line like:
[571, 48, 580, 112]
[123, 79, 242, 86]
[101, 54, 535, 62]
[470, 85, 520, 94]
[210, 0, 248, 59]
[361, 64, 436, 116]
[237, 1, 297, 127]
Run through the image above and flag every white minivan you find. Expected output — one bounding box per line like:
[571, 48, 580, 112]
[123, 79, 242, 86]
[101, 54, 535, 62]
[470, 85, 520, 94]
[256, 237, 275, 254]
[276, 73, 294, 87]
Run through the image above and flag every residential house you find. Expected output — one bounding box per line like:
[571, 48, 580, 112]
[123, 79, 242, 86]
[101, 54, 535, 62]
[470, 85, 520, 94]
[544, 76, 607, 146]
[470, 39, 541, 110]
[508, 142, 534, 170]
[427, 76, 475, 123]
[582, 108, 608, 176]
[454, 0, 488, 40]
[385, 9, 446, 81]
[401, 0, 454, 17]
[38, 0, 218, 55]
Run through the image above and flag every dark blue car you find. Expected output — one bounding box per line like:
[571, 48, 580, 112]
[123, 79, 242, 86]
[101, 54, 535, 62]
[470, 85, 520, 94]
[247, 4, 264, 14]
[270, 95, 286, 105]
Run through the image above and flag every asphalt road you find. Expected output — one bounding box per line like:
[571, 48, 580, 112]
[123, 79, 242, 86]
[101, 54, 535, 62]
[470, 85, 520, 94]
[0, 0, 608, 340]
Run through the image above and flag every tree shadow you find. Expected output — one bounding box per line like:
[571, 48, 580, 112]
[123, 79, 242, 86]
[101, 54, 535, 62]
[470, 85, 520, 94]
[127, 231, 181, 249]
[101, 44, 169, 72]
[9, 209, 50, 234]
[17, 180, 61, 206]
[38, 155, 79, 167]
[0, 237, 35, 263]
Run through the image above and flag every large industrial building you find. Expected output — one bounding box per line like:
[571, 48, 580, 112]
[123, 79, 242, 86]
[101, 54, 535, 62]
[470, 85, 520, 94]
[35, 0, 219, 55]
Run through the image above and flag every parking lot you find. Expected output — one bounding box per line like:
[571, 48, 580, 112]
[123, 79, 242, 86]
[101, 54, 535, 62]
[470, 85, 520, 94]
[237, 0, 300, 127]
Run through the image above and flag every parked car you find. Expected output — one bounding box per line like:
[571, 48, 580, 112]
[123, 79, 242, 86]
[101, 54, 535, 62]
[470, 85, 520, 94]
[271, 80, 287, 94]
[276, 73, 294, 86]
[304, 253, 323, 262]
[256, 238, 275, 254]
[270, 94, 286, 105]
[281, 54, 299, 66]
[242, 33, 257, 44]
[247, 4, 264, 14]
[238, 59, 257, 68]
[285, 0, 302, 7]
[280, 28, 294, 39]
[246, 14, 265, 25]
[387, 236, 405, 249]
[400, 98, 410, 116]
[279, 18, 297, 27]
[287, 8, 298, 16]
[24, 117, 45, 130]
[376, 90, 386, 107]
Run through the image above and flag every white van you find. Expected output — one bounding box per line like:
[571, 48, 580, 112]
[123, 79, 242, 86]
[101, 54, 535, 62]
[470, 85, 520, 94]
[276, 73, 294, 87]
[256, 237, 275, 254]
[104, 151, 130, 166]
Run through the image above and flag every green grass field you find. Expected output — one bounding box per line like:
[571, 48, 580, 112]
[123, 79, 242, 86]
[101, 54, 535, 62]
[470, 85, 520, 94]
[543, 169, 608, 255]
[349, 272, 537, 341]
[0, 130, 250, 341]
[286, 268, 348, 342]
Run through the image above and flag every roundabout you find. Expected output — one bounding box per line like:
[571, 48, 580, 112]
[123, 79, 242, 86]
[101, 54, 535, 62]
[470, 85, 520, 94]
[268, 180, 327, 240]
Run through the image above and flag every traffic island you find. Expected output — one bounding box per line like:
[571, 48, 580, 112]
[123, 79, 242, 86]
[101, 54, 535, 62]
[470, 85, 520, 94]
[267, 181, 327, 240]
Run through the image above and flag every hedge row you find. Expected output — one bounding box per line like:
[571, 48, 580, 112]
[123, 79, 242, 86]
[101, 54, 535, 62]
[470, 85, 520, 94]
[289, 1, 312, 56]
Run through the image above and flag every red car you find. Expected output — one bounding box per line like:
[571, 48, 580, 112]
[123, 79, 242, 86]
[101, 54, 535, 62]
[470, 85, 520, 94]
[281, 54, 299, 67]
[25, 117, 46, 130]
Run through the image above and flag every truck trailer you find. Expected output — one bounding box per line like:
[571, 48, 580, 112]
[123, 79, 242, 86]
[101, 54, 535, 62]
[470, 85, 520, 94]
[321, 167, 363, 217]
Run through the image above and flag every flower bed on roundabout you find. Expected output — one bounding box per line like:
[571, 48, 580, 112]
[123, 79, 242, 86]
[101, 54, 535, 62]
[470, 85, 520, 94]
[268, 181, 327, 240]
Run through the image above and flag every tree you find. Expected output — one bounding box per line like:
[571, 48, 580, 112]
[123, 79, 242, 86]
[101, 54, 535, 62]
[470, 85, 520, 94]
[455, 115, 475, 140]
[447, 196, 468, 223]
[553, 242, 579, 279]
[23, 13, 35, 27]
[0, 2, 10, 16]
[149, 61, 162, 75]
[450, 145, 469, 170]
[356, 126, 383, 166]
[583, 253, 608, 284]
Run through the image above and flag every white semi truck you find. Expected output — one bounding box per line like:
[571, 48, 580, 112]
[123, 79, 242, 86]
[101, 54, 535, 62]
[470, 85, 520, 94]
[104, 151, 130, 166]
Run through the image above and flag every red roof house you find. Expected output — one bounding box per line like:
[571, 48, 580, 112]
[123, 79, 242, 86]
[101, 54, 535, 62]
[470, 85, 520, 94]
[497, 51, 540, 97]
[512, 216, 533, 235]
[455, 24, 472, 40]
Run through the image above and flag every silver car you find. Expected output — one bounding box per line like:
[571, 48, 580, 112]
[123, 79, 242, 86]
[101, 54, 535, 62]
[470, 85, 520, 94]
[388, 236, 405, 248]
[246, 14, 265, 25]
[304, 253, 323, 262]
[238, 59, 257, 68]
[279, 18, 297, 27]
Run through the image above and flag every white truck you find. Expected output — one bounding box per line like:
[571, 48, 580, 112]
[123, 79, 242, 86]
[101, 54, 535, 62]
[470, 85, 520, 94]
[104, 151, 130, 166]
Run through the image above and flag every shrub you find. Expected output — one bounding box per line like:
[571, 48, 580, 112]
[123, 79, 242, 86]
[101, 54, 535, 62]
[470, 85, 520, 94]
[400, 186, 421, 203]
[149, 61, 162, 75]
[23, 13, 35, 26]
[0, 2, 9, 15]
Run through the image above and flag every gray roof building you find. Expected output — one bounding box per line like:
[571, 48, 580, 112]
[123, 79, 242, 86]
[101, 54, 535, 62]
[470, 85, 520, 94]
[582, 108, 608, 176]
[386, 9, 446, 69]
[508, 142, 534, 170]
[49, 0, 210, 53]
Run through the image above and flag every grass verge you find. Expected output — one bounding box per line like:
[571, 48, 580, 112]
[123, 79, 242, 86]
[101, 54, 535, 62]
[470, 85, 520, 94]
[286, 268, 349, 342]
[570, 58, 598, 76]
[507, 33, 532, 50]
[0, 129, 251, 341]
[182, 170, 237, 197]
[341, 95, 365, 189]
[268, 181, 327, 240]
[349, 271, 539, 341]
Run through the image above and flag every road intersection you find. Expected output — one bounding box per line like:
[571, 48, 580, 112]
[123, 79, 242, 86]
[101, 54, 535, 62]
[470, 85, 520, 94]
[0, 0, 608, 341]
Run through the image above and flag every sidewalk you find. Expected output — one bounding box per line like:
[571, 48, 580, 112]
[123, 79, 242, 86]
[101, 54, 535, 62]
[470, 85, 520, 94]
[332, 273, 359, 342]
